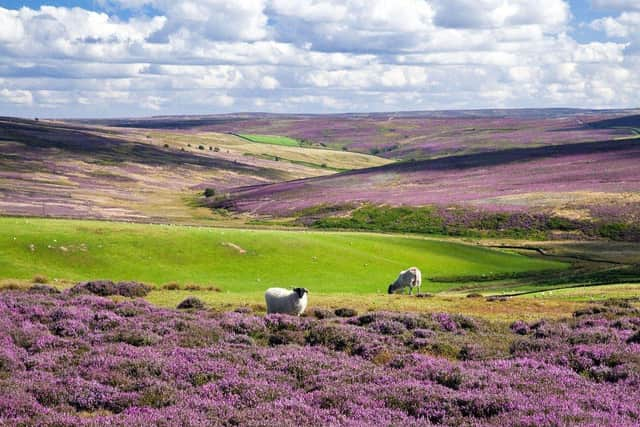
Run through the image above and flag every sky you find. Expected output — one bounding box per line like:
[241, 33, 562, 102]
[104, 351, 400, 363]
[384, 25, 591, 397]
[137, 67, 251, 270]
[0, 0, 638, 117]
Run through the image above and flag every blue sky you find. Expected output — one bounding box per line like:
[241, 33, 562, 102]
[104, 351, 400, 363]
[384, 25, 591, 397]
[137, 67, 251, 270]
[0, 0, 638, 117]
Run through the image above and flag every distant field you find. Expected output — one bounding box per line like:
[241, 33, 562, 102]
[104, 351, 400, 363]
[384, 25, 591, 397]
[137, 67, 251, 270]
[236, 134, 301, 147]
[0, 217, 566, 294]
[149, 131, 391, 172]
[525, 283, 640, 301]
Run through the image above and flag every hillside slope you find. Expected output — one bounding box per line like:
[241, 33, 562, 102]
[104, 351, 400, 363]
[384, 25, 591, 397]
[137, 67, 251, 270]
[210, 136, 640, 223]
[0, 118, 381, 222]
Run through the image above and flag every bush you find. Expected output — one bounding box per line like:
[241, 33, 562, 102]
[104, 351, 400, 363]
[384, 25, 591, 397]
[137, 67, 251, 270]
[29, 284, 60, 294]
[312, 308, 335, 319]
[163, 282, 181, 290]
[163, 143, 169, 148]
[177, 297, 205, 310]
[334, 308, 358, 317]
[510, 320, 530, 335]
[203, 188, 216, 198]
[32, 275, 48, 284]
[627, 331, 640, 344]
[70, 280, 152, 298]
[198, 145, 205, 150]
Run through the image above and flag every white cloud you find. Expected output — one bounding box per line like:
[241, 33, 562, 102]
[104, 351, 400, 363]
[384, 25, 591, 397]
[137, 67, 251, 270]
[269, 0, 435, 52]
[0, 1, 638, 116]
[591, 12, 640, 39]
[105, 0, 268, 42]
[0, 88, 33, 105]
[591, 0, 640, 11]
[432, 0, 570, 31]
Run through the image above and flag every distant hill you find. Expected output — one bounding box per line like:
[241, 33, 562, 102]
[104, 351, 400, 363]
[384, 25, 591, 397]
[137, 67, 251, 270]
[208, 131, 640, 230]
[0, 117, 383, 222]
[67, 109, 640, 161]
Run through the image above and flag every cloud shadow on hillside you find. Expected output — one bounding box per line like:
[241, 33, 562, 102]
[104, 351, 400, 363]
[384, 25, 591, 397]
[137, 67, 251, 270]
[346, 137, 640, 176]
[0, 118, 287, 180]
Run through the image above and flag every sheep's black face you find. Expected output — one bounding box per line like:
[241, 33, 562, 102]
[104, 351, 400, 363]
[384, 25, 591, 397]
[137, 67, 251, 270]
[293, 288, 308, 298]
[387, 285, 393, 294]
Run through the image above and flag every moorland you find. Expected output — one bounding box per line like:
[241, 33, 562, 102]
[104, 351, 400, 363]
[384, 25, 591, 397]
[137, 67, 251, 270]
[1, 109, 640, 425]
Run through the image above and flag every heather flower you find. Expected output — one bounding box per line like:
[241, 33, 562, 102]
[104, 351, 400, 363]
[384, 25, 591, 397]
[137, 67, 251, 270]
[1, 290, 639, 426]
[510, 320, 530, 335]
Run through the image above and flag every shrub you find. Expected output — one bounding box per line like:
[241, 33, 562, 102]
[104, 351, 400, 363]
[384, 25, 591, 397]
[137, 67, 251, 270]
[139, 385, 177, 408]
[163, 143, 169, 148]
[163, 282, 181, 290]
[70, 280, 151, 298]
[305, 325, 358, 353]
[466, 292, 483, 298]
[627, 331, 640, 344]
[0, 282, 22, 291]
[116, 281, 153, 298]
[32, 275, 48, 284]
[510, 320, 530, 335]
[198, 145, 205, 150]
[203, 188, 216, 198]
[458, 344, 483, 361]
[334, 308, 358, 317]
[371, 320, 407, 335]
[110, 329, 160, 346]
[312, 309, 335, 319]
[177, 297, 205, 310]
[29, 284, 60, 294]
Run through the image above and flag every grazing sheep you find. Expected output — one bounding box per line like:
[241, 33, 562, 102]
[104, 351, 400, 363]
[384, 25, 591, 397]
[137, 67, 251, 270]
[388, 267, 422, 295]
[265, 287, 309, 316]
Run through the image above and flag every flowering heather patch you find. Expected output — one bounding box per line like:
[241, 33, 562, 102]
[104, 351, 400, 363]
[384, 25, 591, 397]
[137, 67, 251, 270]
[70, 281, 152, 298]
[214, 135, 640, 226]
[195, 113, 632, 160]
[305, 204, 640, 241]
[1, 291, 639, 426]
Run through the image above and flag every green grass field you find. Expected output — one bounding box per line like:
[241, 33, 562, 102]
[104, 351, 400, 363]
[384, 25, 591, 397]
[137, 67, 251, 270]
[237, 134, 301, 147]
[0, 217, 566, 294]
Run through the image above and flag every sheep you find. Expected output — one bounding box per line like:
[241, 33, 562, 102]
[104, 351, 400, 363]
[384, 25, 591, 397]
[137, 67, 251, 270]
[388, 267, 422, 295]
[265, 287, 309, 316]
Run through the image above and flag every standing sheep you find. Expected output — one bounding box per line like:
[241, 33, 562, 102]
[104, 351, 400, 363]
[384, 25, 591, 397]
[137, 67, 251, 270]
[265, 287, 309, 315]
[388, 267, 422, 295]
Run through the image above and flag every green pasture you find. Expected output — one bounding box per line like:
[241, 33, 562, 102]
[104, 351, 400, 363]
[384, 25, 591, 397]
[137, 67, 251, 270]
[237, 134, 301, 147]
[0, 217, 566, 294]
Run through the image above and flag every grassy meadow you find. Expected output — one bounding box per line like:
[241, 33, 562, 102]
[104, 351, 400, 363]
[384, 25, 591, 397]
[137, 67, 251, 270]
[0, 217, 566, 294]
[147, 130, 391, 171]
[236, 133, 302, 147]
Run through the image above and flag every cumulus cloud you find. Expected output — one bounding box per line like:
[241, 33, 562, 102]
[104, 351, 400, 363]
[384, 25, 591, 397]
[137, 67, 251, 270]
[0, 1, 638, 116]
[432, 0, 570, 31]
[591, 0, 640, 11]
[591, 12, 640, 39]
[0, 88, 33, 105]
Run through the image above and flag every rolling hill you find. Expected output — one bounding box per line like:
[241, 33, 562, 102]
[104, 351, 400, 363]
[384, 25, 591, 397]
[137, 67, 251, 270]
[0, 117, 387, 222]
